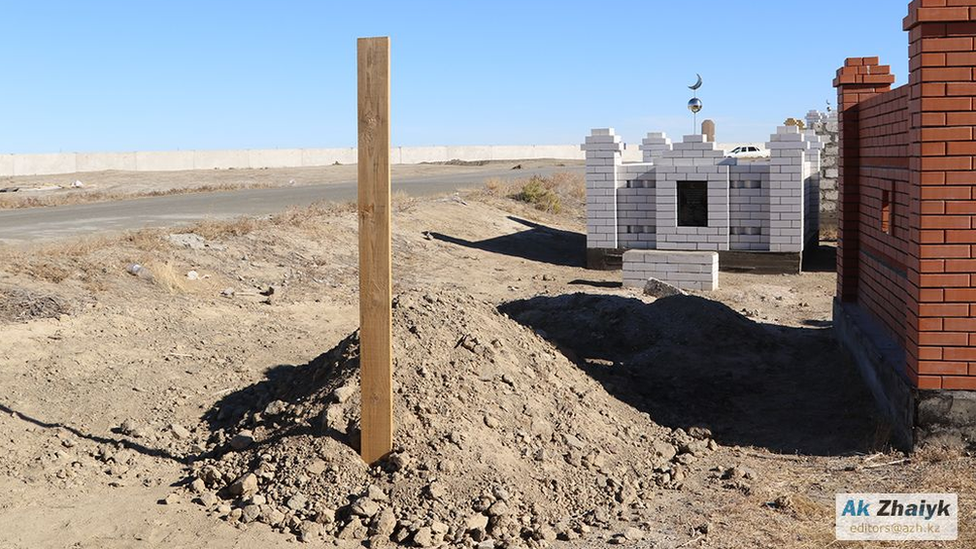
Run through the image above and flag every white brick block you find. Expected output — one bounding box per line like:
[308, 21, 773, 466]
[622, 250, 719, 291]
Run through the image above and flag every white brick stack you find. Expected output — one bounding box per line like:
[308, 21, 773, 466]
[807, 109, 839, 215]
[583, 128, 624, 250]
[805, 110, 827, 129]
[653, 134, 730, 251]
[766, 126, 810, 252]
[802, 130, 824, 248]
[639, 132, 672, 163]
[616, 163, 657, 249]
[622, 249, 719, 291]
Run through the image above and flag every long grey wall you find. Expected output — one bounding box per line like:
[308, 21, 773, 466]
[0, 145, 587, 177]
[0, 141, 755, 177]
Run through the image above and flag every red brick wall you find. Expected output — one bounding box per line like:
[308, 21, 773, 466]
[906, 0, 976, 390]
[834, 59, 902, 339]
[852, 85, 913, 345]
[836, 0, 976, 391]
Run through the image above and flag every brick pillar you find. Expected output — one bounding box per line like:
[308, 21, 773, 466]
[804, 130, 824, 176]
[639, 132, 672, 163]
[701, 120, 716, 143]
[803, 130, 824, 248]
[766, 126, 811, 253]
[805, 109, 827, 130]
[904, 1, 976, 390]
[582, 128, 623, 250]
[833, 58, 896, 302]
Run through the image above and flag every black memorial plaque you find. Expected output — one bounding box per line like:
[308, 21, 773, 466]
[677, 181, 708, 227]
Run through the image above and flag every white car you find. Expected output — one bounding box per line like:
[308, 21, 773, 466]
[728, 145, 766, 158]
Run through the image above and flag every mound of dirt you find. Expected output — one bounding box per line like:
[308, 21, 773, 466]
[500, 293, 876, 456]
[0, 286, 69, 323]
[499, 293, 772, 363]
[187, 290, 718, 546]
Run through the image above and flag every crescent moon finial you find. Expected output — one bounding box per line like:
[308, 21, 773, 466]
[689, 73, 703, 91]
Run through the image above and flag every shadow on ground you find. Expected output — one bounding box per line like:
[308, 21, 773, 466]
[201, 333, 361, 454]
[499, 293, 883, 456]
[429, 216, 585, 267]
[0, 403, 188, 464]
[568, 279, 622, 289]
[802, 243, 837, 273]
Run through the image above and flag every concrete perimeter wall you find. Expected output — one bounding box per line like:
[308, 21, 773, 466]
[0, 145, 579, 177]
[0, 141, 750, 177]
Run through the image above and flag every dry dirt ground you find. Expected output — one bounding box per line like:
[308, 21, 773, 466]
[0, 175, 973, 548]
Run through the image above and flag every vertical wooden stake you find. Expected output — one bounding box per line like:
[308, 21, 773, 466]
[357, 36, 393, 464]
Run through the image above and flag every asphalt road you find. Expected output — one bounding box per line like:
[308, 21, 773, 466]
[0, 165, 580, 243]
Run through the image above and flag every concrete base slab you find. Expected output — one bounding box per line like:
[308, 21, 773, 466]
[586, 248, 625, 270]
[833, 299, 913, 450]
[718, 251, 802, 274]
[586, 247, 802, 274]
[917, 390, 976, 450]
[834, 299, 976, 451]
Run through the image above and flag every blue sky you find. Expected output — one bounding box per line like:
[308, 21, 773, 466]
[0, 1, 911, 153]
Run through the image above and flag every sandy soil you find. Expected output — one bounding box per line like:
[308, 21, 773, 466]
[0, 183, 972, 548]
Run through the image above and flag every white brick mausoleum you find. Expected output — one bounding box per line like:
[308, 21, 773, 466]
[583, 125, 824, 272]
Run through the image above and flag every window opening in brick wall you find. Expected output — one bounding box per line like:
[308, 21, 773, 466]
[881, 188, 892, 235]
[677, 181, 708, 227]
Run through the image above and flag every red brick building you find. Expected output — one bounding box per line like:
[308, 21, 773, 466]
[834, 0, 976, 448]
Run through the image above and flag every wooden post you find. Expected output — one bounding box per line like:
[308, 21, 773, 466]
[357, 36, 393, 464]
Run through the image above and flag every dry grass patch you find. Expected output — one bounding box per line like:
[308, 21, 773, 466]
[123, 229, 169, 252]
[0, 198, 361, 294]
[512, 176, 563, 213]
[820, 225, 839, 241]
[187, 200, 360, 239]
[392, 190, 418, 212]
[0, 231, 147, 285]
[483, 177, 506, 196]
[0, 182, 277, 210]
[0, 286, 70, 323]
[0, 229, 167, 289]
[482, 172, 585, 216]
[139, 260, 191, 294]
[770, 493, 828, 520]
[189, 217, 262, 240]
[0, 248, 81, 285]
[268, 200, 358, 230]
[18, 260, 73, 284]
[551, 171, 586, 201]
